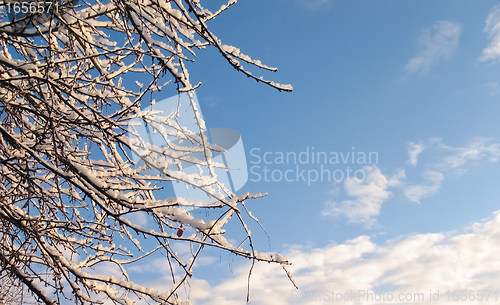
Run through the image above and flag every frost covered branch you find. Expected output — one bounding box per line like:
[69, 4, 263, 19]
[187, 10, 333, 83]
[0, 0, 293, 304]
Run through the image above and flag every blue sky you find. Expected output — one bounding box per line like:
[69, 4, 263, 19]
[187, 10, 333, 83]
[101, 1, 500, 304]
[188, 1, 500, 243]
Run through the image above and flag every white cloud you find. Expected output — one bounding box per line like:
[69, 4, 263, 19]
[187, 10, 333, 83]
[321, 137, 500, 223]
[407, 142, 425, 165]
[322, 166, 404, 227]
[320, 137, 500, 226]
[190, 210, 500, 305]
[437, 138, 500, 169]
[404, 170, 444, 203]
[479, 6, 500, 62]
[403, 138, 500, 203]
[322, 138, 500, 225]
[484, 82, 500, 95]
[405, 21, 461, 74]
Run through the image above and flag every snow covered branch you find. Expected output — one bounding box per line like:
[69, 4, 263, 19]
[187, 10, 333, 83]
[0, 0, 293, 304]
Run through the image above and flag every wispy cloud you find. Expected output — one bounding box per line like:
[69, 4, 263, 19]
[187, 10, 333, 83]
[484, 82, 500, 95]
[322, 166, 404, 227]
[437, 138, 500, 169]
[403, 137, 500, 203]
[407, 142, 425, 165]
[405, 21, 461, 74]
[479, 5, 500, 63]
[187, 210, 500, 305]
[322, 138, 500, 226]
[404, 170, 444, 203]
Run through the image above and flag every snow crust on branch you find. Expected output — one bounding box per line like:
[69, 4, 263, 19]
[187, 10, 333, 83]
[0, 0, 293, 304]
